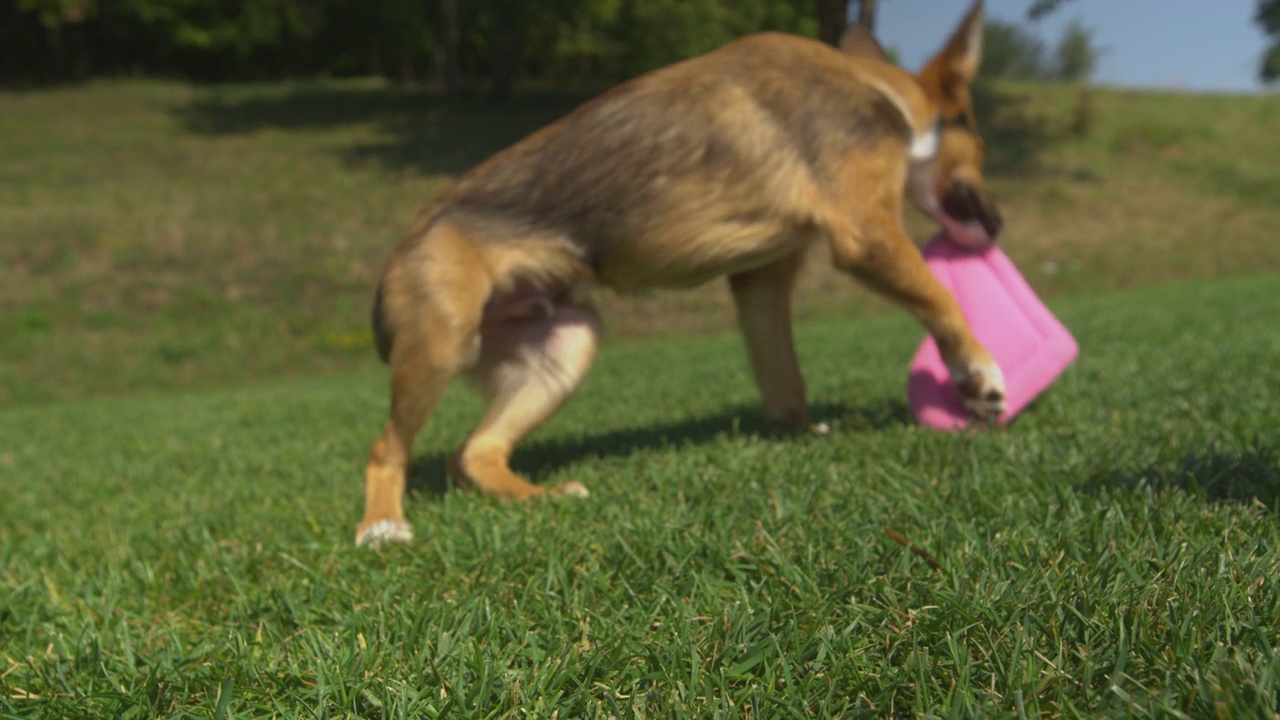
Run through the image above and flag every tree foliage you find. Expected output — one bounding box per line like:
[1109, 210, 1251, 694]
[980, 19, 1098, 84]
[0, 0, 1116, 89]
[1051, 20, 1098, 82]
[981, 20, 1047, 81]
[1259, 0, 1280, 82]
[1, 0, 818, 87]
[1027, 0, 1075, 21]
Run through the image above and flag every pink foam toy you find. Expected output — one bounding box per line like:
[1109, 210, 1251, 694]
[908, 233, 1078, 430]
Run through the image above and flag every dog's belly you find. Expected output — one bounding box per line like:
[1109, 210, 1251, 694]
[594, 218, 818, 292]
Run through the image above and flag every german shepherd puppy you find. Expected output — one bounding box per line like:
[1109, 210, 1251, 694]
[357, 2, 1005, 546]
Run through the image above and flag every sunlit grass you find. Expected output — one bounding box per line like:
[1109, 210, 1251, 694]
[2, 80, 1279, 404]
[1, 274, 1277, 717]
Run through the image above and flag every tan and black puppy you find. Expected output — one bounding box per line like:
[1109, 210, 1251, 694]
[357, 2, 1005, 546]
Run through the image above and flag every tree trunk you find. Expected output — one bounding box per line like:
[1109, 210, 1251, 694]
[401, 41, 416, 82]
[815, 0, 848, 46]
[858, 0, 878, 33]
[490, 0, 520, 100]
[369, 35, 383, 77]
[433, 0, 459, 92]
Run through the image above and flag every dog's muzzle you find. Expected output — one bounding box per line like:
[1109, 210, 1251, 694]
[941, 182, 1003, 243]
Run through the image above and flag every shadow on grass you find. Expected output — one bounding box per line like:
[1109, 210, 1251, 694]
[405, 398, 912, 498]
[172, 80, 1081, 181]
[1083, 442, 1280, 510]
[173, 84, 592, 176]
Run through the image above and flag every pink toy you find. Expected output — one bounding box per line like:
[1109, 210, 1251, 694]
[908, 233, 1078, 430]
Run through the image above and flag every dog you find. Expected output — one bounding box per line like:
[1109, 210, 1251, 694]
[356, 1, 1005, 546]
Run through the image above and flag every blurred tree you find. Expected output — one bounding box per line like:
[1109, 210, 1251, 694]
[433, 0, 460, 91]
[814, 0, 847, 46]
[0, 0, 817, 87]
[856, 0, 878, 33]
[1258, 0, 1280, 82]
[1027, 0, 1075, 21]
[1050, 20, 1098, 82]
[117, 0, 329, 79]
[981, 19, 1047, 80]
[10, 0, 97, 79]
[489, 0, 521, 97]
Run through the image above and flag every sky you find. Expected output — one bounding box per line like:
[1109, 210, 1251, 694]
[877, 0, 1274, 94]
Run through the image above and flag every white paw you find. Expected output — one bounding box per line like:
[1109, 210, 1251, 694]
[555, 481, 590, 499]
[952, 359, 1006, 422]
[356, 519, 414, 549]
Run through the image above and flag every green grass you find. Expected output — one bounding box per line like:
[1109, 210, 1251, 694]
[0, 80, 588, 406]
[2, 273, 1278, 717]
[3, 80, 1280, 405]
[3, 74, 1279, 716]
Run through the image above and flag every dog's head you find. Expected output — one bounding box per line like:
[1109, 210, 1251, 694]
[844, 1, 1003, 248]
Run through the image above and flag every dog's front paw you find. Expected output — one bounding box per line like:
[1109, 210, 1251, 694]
[951, 359, 1006, 423]
[355, 519, 414, 549]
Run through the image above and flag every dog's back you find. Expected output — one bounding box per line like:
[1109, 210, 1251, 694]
[394, 34, 920, 292]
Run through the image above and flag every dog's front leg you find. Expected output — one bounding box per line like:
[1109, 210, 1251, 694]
[830, 216, 1005, 421]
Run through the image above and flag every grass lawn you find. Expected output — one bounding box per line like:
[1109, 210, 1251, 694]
[2, 273, 1278, 718]
[2, 80, 1280, 405]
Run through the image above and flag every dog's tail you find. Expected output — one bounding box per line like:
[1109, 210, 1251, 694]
[371, 279, 394, 364]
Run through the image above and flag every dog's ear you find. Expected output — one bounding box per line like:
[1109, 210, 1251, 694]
[838, 25, 889, 62]
[922, 0, 985, 85]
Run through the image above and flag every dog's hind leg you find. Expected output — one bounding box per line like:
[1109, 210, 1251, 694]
[449, 296, 600, 500]
[728, 251, 819, 433]
[356, 228, 491, 547]
[357, 317, 483, 548]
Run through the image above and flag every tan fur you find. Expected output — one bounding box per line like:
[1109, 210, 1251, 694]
[355, 1, 1005, 547]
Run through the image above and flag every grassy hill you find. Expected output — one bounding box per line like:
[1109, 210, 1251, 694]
[1, 274, 1278, 717]
[2, 80, 1279, 405]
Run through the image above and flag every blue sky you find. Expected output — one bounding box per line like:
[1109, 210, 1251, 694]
[878, 0, 1274, 93]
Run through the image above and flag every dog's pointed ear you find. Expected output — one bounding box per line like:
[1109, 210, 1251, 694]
[923, 0, 985, 84]
[838, 25, 889, 62]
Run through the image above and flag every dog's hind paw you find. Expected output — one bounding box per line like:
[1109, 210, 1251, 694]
[553, 480, 590, 499]
[356, 519, 414, 549]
